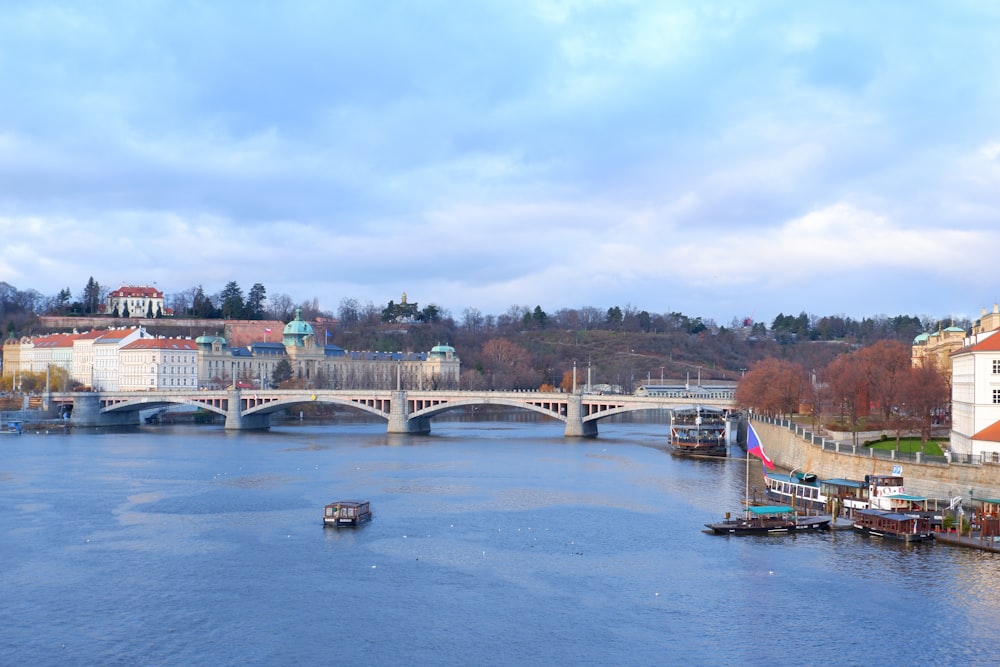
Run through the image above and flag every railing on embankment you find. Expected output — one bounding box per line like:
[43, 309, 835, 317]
[749, 415, 1000, 503]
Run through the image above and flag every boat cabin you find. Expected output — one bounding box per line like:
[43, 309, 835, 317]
[323, 500, 372, 527]
[853, 509, 933, 542]
[973, 496, 1000, 538]
[2, 420, 23, 435]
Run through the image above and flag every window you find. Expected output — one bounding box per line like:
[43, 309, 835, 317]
[993, 389, 1000, 405]
[994, 359, 1000, 374]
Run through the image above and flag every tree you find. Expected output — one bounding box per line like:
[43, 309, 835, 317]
[419, 304, 441, 323]
[245, 283, 267, 320]
[192, 286, 216, 318]
[824, 352, 868, 447]
[267, 293, 295, 321]
[81, 277, 102, 314]
[606, 306, 623, 327]
[858, 340, 911, 422]
[900, 361, 950, 449]
[219, 281, 244, 319]
[338, 297, 361, 329]
[735, 358, 808, 418]
[271, 359, 293, 387]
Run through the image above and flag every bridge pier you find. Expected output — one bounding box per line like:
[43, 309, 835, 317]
[564, 395, 598, 438]
[387, 390, 431, 434]
[69, 393, 142, 428]
[224, 390, 271, 430]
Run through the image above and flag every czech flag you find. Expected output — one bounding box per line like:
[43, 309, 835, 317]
[264, 328, 272, 333]
[747, 423, 775, 470]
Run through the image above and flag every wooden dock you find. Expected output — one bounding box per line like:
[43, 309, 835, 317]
[933, 530, 1000, 553]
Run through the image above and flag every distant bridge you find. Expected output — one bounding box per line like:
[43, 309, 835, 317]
[51, 388, 736, 438]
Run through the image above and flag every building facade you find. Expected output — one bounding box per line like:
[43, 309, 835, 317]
[106, 285, 166, 318]
[120, 338, 199, 391]
[949, 305, 1000, 460]
[3, 311, 460, 393]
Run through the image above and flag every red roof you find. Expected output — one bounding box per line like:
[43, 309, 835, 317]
[972, 420, 1000, 443]
[966, 331, 1000, 353]
[111, 286, 163, 298]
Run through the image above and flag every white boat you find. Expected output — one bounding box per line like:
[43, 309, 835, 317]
[764, 472, 929, 515]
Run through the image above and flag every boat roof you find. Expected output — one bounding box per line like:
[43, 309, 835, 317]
[766, 472, 820, 486]
[748, 505, 794, 515]
[857, 509, 919, 520]
[324, 500, 369, 507]
[822, 478, 866, 488]
[973, 496, 1000, 504]
[883, 493, 926, 501]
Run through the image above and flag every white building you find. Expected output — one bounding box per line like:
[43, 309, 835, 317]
[92, 328, 150, 391]
[950, 316, 1000, 461]
[105, 285, 165, 318]
[120, 338, 199, 391]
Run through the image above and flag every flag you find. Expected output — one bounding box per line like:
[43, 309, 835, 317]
[264, 328, 271, 333]
[746, 423, 775, 470]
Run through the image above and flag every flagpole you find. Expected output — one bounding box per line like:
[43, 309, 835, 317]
[745, 436, 750, 518]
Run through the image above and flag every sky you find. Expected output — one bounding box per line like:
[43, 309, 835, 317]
[2, 1, 999, 327]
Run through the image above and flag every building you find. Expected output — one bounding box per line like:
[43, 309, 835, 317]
[1, 310, 461, 393]
[120, 338, 199, 391]
[950, 305, 1000, 461]
[912, 325, 967, 370]
[92, 328, 151, 391]
[197, 308, 461, 390]
[106, 285, 166, 318]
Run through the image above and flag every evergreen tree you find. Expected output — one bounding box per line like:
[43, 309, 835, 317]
[219, 281, 244, 319]
[245, 283, 267, 320]
[272, 359, 293, 387]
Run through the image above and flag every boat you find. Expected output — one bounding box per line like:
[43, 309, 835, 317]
[323, 500, 372, 527]
[705, 424, 831, 535]
[764, 471, 931, 516]
[852, 509, 934, 542]
[705, 505, 832, 535]
[1, 420, 23, 435]
[669, 406, 728, 458]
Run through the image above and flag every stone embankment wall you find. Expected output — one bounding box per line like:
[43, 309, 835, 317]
[753, 419, 1000, 503]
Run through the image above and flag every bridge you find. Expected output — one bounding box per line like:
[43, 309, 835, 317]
[51, 388, 736, 438]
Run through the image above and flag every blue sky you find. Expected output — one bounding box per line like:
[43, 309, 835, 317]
[1, 1, 999, 326]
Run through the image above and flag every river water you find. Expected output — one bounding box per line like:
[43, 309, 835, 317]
[2, 417, 999, 666]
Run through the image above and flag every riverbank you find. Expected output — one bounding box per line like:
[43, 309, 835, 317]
[752, 418, 1000, 503]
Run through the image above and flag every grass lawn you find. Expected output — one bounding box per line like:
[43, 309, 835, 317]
[866, 438, 944, 456]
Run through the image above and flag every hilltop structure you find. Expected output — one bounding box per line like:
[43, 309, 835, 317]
[105, 285, 167, 318]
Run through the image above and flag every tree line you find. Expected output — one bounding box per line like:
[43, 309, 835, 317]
[0, 276, 968, 401]
[735, 340, 950, 449]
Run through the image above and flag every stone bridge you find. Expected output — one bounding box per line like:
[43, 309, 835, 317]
[52, 388, 736, 438]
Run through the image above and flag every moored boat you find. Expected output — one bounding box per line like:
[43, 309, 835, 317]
[323, 500, 372, 527]
[852, 509, 934, 542]
[705, 505, 832, 535]
[1, 420, 23, 435]
[669, 407, 728, 458]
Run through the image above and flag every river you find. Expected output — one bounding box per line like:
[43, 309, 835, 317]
[2, 417, 998, 666]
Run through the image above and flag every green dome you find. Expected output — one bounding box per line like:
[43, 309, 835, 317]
[912, 333, 930, 344]
[283, 308, 315, 346]
[430, 344, 456, 358]
[195, 334, 227, 348]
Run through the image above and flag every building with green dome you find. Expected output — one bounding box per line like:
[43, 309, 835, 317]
[195, 310, 461, 390]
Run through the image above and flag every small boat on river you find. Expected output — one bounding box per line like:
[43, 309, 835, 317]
[1, 420, 23, 435]
[852, 508, 934, 542]
[705, 505, 832, 535]
[323, 500, 372, 527]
